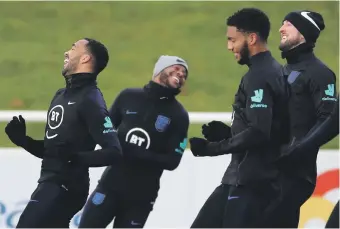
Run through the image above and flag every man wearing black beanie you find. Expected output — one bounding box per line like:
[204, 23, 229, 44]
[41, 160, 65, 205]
[264, 10, 338, 228]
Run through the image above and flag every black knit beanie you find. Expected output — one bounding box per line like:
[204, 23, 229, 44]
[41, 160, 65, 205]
[283, 10, 325, 43]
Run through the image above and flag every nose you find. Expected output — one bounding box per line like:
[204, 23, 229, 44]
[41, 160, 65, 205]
[279, 21, 288, 34]
[279, 25, 285, 34]
[64, 51, 68, 58]
[177, 71, 184, 78]
[227, 41, 233, 51]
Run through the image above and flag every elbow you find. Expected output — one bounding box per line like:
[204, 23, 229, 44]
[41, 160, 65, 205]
[164, 164, 178, 171]
[107, 146, 123, 164]
[251, 126, 270, 143]
[164, 159, 181, 171]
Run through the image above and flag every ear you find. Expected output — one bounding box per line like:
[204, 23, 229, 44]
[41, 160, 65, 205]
[80, 54, 91, 64]
[247, 33, 258, 46]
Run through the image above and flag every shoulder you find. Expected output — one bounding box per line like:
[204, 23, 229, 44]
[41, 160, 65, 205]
[81, 86, 107, 109]
[172, 99, 189, 126]
[306, 59, 336, 82]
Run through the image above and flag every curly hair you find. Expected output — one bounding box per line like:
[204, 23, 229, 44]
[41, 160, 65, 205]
[226, 8, 270, 42]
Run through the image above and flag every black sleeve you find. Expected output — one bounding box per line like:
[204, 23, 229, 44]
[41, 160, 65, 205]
[22, 136, 45, 159]
[124, 111, 189, 171]
[299, 99, 339, 148]
[308, 69, 337, 128]
[108, 89, 127, 128]
[75, 88, 122, 167]
[22, 89, 65, 159]
[206, 73, 274, 156]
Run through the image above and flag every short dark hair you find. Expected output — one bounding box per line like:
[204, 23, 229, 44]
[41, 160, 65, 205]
[84, 38, 109, 75]
[226, 8, 270, 42]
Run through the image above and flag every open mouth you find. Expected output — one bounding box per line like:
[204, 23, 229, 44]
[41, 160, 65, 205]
[172, 76, 181, 87]
[64, 59, 69, 67]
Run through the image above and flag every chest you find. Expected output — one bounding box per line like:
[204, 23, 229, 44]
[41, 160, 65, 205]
[117, 97, 176, 150]
[234, 76, 253, 107]
[45, 90, 86, 141]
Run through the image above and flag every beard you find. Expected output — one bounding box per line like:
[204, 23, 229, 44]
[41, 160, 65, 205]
[62, 59, 78, 77]
[279, 38, 302, 52]
[238, 41, 250, 65]
[159, 71, 181, 89]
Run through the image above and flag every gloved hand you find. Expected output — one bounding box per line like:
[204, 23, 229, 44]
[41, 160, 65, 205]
[202, 121, 231, 142]
[189, 137, 209, 156]
[5, 115, 27, 147]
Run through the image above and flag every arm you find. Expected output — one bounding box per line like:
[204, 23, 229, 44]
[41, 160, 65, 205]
[124, 111, 190, 171]
[308, 69, 337, 129]
[23, 89, 66, 159]
[75, 89, 122, 167]
[22, 136, 45, 159]
[205, 74, 274, 156]
[5, 90, 67, 159]
[108, 89, 126, 128]
[295, 98, 339, 150]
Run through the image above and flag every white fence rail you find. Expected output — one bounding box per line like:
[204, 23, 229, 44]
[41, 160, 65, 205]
[0, 110, 232, 124]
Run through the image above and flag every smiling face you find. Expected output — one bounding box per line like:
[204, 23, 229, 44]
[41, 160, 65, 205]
[158, 64, 187, 89]
[62, 39, 91, 77]
[279, 20, 305, 52]
[226, 26, 251, 65]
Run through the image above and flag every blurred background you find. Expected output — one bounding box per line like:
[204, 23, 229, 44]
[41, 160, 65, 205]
[0, 1, 338, 147]
[0, 1, 338, 228]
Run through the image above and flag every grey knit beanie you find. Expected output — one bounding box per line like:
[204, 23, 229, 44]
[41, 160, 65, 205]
[152, 55, 188, 78]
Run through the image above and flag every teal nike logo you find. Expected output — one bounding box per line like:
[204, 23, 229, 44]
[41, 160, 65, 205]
[175, 138, 188, 154]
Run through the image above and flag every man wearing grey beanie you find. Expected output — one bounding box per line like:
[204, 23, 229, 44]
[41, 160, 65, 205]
[264, 10, 338, 228]
[78, 55, 190, 228]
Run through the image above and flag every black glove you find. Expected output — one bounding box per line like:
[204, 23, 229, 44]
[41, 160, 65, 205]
[5, 115, 27, 147]
[189, 137, 209, 156]
[202, 121, 231, 142]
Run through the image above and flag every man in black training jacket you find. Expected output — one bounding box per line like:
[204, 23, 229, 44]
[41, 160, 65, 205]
[78, 55, 190, 228]
[189, 8, 289, 228]
[5, 38, 122, 228]
[265, 10, 338, 228]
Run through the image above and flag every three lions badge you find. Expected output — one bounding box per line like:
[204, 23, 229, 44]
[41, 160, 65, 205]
[155, 115, 171, 132]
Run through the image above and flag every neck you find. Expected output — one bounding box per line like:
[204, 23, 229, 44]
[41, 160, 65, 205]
[249, 43, 268, 57]
[281, 42, 315, 64]
[65, 72, 97, 89]
[144, 80, 180, 100]
[152, 78, 167, 88]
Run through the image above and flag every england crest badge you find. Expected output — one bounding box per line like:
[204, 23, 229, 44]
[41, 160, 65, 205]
[155, 115, 171, 132]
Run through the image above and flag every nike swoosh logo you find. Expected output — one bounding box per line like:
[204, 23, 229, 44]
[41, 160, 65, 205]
[46, 130, 58, 139]
[126, 110, 137, 114]
[131, 221, 141, 226]
[228, 196, 240, 200]
[301, 12, 320, 30]
[29, 199, 39, 202]
[68, 101, 76, 105]
[61, 185, 69, 191]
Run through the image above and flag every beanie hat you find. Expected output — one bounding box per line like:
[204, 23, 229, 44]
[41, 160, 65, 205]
[283, 10, 325, 43]
[152, 55, 189, 78]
